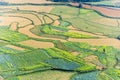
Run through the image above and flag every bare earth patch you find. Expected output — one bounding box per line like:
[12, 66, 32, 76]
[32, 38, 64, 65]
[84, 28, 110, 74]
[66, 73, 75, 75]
[44, 16, 53, 24]
[0, 76, 3, 80]
[19, 40, 54, 48]
[5, 13, 41, 26]
[93, 18, 118, 27]
[46, 14, 59, 20]
[84, 55, 106, 70]
[71, 51, 79, 56]
[53, 20, 60, 26]
[0, 16, 31, 26]
[6, 45, 25, 50]
[9, 22, 18, 31]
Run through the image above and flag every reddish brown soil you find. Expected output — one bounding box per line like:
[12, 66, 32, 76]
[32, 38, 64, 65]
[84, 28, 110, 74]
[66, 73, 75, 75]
[70, 3, 120, 18]
[82, 4, 120, 18]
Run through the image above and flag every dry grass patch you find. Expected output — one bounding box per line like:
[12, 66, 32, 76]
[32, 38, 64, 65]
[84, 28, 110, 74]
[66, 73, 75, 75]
[84, 55, 105, 70]
[19, 70, 75, 80]
[6, 45, 25, 51]
[93, 18, 118, 26]
[17, 6, 54, 13]
[46, 14, 59, 20]
[5, 13, 41, 25]
[44, 16, 53, 24]
[0, 16, 31, 26]
[9, 22, 18, 31]
[53, 20, 60, 26]
[19, 40, 54, 48]
[71, 51, 79, 56]
[0, 76, 3, 80]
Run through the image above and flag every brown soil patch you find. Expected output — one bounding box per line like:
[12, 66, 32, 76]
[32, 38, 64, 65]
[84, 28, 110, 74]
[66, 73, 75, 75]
[46, 14, 59, 20]
[36, 14, 44, 24]
[5, 13, 41, 26]
[93, 18, 118, 26]
[90, 48, 97, 51]
[18, 25, 41, 38]
[84, 55, 98, 62]
[68, 25, 76, 30]
[44, 16, 53, 24]
[84, 55, 106, 70]
[0, 16, 31, 26]
[68, 38, 120, 49]
[71, 52, 79, 56]
[53, 20, 60, 26]
[19, 40, 54, 48]
[9, 22, 18, 31]
[6, 45, 24, 50]
[0, 76, 3, 80]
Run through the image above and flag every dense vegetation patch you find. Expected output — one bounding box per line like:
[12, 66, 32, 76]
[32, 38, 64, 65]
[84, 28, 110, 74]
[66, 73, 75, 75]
[0, 28, 29, 42]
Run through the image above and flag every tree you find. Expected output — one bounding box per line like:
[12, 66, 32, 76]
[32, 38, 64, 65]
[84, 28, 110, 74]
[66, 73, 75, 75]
[117, 35, 120, 40]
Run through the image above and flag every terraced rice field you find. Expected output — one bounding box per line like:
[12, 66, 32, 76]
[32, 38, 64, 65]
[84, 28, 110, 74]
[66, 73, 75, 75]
[0, 1, 120, 80]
